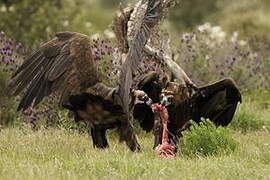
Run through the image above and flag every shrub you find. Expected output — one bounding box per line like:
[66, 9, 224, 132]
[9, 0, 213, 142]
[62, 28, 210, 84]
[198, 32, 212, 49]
[0, 0, 119, 47]
[214, 0, 270, 41]
[0, 0, 64, 47]
[169, 0, 218, 29]
[0, 31, 23, 126]
[57, 111, 88, 133]
[169, 0, 270, 41]
[175, 24, 270, 90]
[0, 31, 59, 128]
[180, 119, 238, 157]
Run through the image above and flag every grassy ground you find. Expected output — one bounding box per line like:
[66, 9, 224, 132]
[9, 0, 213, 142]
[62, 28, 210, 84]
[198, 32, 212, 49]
[0, 93, 269, 180]
[0, 128, 269, 180]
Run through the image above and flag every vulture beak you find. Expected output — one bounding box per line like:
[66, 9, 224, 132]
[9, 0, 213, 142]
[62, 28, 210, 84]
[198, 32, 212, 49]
[160, 96, 172, 107]
[133, 90, 153, 106]
[139, 92, 153, 106]
[145, 97, 153, 106]
[160, 96, 170, 107]
[160, 94, 174, 107]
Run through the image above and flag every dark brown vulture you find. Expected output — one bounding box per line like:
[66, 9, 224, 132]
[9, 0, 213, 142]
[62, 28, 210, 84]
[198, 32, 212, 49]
[130, 32, 242, 149]
[8, 0, 175, 151]
[134, 70, 242, 149]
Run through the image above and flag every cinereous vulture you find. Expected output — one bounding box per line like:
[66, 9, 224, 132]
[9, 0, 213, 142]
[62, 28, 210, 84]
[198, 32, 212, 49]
[133, 31, 242, 150]
[134, 71, 242, 149]
[8, 0, 175, 151]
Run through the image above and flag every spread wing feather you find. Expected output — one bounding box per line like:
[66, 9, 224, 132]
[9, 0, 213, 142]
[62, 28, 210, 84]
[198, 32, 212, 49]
[8, 31, 100, 111]
[118, 0, 173, 114]
[127, 0, 172, 69]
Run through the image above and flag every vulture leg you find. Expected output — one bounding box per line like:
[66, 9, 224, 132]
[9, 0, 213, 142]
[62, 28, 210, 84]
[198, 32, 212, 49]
[193, 78, 241, 126]
[118, 115, 141, 151]
[153, 112, 163, 149]
[89, 126, 109, 149]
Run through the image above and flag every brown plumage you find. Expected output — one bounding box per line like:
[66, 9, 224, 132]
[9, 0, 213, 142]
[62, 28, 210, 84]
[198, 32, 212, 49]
[116, 0, 174, 115]
[9, 32, 99, 110]
[8, 30, 141, 150]
[133, 72, 242, 149]
[8, 0, 174, 151]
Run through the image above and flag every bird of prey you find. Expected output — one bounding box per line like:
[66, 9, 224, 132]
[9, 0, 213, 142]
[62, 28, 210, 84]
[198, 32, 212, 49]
[8, 0, 175, 151]
[134, 71, 242, 149]
[132, 33, 242, 150]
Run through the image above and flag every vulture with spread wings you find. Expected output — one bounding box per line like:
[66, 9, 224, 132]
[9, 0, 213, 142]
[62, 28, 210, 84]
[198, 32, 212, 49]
[8, 0, 174, 151]
[133, 71, 242, 148]
[132, 42, 242, 149]
[8, 0, 242, 152]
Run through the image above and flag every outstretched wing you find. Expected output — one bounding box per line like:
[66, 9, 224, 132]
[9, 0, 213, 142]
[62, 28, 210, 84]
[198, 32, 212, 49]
[8, 32, 100, 111]
[192, 78, 242, 126]
[127, 0, 174, 68]
[117, 0, 174, 114]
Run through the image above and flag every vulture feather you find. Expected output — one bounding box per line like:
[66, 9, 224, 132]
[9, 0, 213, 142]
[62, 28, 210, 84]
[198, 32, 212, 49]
[8, 0, 175, 151]
[9, 32, 99, 110]
[134, 72, 242, 149]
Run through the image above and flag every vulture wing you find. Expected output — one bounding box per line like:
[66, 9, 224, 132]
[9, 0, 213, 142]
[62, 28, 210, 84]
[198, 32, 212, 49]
[8, 32, 100, 111]
[117, 0, 174, 114]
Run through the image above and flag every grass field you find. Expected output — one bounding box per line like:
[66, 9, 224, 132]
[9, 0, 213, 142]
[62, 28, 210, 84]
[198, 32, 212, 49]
[0, 93, 269, 180]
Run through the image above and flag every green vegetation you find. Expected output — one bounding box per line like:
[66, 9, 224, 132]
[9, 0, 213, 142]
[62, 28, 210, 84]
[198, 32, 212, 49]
[181, 119, 238, 157]
[0, 71, 19, 127]
[0, 94, 269, 179]
[0, 124, 269, 180]
[1, 0, 270, 46]
[230, 90, 270, 132]
[230, 102, 267, 133]
[215, 0, 270, 40]
[0, 0, 119, 47]
[1, 0, 270, 179]
[169, 0, 270, 40]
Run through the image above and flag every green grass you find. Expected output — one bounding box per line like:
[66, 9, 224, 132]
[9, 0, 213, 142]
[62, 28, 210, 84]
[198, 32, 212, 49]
[230, 91, 270, 132]
[0, 126, 269, 180]
[0, 92, 270, 180]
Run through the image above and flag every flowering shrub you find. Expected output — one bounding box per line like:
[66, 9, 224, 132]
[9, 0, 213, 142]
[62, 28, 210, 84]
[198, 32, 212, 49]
[0, 31, 59, 128]
[0, 31, 24, 126]
[176, 23, 270, 90]
[0, 31, 24, 71]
